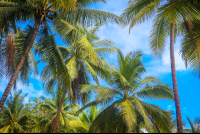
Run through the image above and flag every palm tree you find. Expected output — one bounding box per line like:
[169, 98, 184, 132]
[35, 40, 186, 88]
[0, 0, 125, 111]
[78, 51, 174, 133]
[58, 22, 119, 103]
[121, 0, 200, 132]
[37, 21, 119, 132]
[33, 90, 82, 133]
[1, 27, 38, 90]
[0, 90, 29, 133]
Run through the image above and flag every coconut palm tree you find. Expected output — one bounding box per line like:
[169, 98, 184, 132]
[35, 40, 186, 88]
[57, 22, 119, 103]
[78, 51, 174, 133]
[37, 21, 119, 132]
[0, 0, 125, 111]
[121, 0, 200, 132]
[0, 90, 29, 133]
[32, 90, 82, 133]
[1, 27, 38, 90]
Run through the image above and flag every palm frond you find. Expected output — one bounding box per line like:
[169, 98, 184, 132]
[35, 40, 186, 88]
[150, 18, 170, 57]
[135, 85, 174, 100]
[89, 100, 124, 133]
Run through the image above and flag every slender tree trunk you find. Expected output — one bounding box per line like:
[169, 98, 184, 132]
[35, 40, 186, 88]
[123, 124, 127, 133]
[170, 22, 183, 133]
[145, 111, 161, 133]
[0, 15, 44, 111]
[52, 88, 68, 133]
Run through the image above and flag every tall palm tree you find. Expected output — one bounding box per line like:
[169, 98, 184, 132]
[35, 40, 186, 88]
[33, 90, 82, 133]
[121, 0, 200, 132]
[1, 27, 38, 89]
[37, 21, 119, 132]
[0, 0, 125, 111]
[78, 51, 174, 133]
[0, 91, 29, 133]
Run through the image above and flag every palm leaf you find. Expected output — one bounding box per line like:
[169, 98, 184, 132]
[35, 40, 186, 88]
[135, 85, 174, 100]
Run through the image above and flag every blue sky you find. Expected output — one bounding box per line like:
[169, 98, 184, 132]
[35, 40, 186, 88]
[0, 0, 200, 128]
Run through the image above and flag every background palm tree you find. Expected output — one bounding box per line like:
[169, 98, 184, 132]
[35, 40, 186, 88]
[121, 0, 200, 132]
[32, 90, 82, 133]
[78, 51, 174, 133]
[0, 90, 29, 133]
[36, 21, 120, 132]
[0, 0, 125, 111]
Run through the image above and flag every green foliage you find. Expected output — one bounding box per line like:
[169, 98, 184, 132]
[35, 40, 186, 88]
[0, 91, 29, 133]
[79, 51, 174, 133]
[38, 21, 120, 104]
[187, 117, 200, 133]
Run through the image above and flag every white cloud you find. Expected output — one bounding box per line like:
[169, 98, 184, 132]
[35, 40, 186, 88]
[31, 74, 41, 81]
[167, 104, 175, 111]
[96, 0, 187, 77]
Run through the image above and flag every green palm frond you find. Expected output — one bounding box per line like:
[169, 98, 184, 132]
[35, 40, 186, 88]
[66, 55, 78, 80]
[64, 8, 125, 27]
[187, 117, 200, 133]
[150, 17, 170, 57]
[89, 100, 124, 133]
[36, 25, 71, 92]
[92, 39, 114, 47]
[131, 76, 163, 91]
[80, 85, 123, 99]
[130, 97, 151, 132]
[68, 120, 89, 131]
[0, 125, 10, 133]
[135, 84, 174, 100]
[89, 21, 102, 35]
[94, 47, 120, 56]
[52, 19, 98, 65]
[84, 60, 100, 86]
[157, 0, 200, 23]
[141, 101, 172, 133]
[181, 21, 200, 77]
[117, 99, 137, 131]
[121, 0, 161, 24]
[128, 0, 162, 31]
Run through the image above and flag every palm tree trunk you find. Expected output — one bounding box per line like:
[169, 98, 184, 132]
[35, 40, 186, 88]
[145, 111, 161, 133]
[52, 88, 68, 133]
[170, 22, 183, 133]
[123, 124, 127, 133]
[0, 15, 44, 111]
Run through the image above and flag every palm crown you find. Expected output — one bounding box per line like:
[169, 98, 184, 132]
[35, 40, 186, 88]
[0, 91, 29, 133]
[33, 90, 81, 133]
[38, 21, 119, 103]
[78, 50, 174, 133]
[0, 0, 125, 112]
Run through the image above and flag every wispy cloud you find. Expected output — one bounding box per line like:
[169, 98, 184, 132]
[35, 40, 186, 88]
[96, 0, 187, 77]
[31, 74, 41, 81]
[167, 104, 175, 111]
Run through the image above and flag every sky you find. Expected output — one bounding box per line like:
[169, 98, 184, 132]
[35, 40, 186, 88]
[0, 0, 200, 128]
